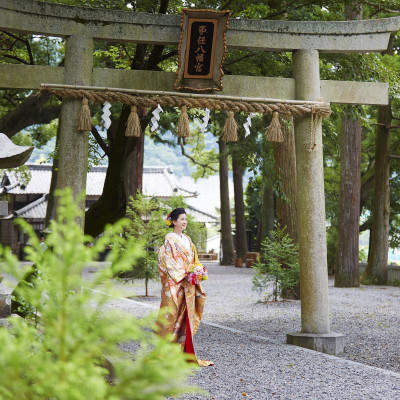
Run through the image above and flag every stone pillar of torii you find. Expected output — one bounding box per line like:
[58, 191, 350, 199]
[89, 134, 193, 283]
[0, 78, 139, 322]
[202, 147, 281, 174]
[1, 0, 399, 355]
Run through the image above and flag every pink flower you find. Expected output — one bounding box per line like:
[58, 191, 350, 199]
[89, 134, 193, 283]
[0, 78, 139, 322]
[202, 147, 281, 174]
[187, 264, 208, 285]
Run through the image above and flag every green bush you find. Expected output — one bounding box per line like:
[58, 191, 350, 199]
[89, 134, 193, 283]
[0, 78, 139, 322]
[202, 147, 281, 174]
[392, 279, 400, 288]
[0, 188, 198, 400]
[252, 225, 300, 302]
[359, 247, 368, 262]
[113, 192, 169, 296]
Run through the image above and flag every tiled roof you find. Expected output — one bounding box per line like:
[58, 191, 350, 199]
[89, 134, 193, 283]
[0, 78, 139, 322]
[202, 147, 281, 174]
[4, 164, 51, 195]
[1, 164, 198, 198]
[10, 195, 216, 223]
[143, 166, 198, 198]
[13, 194, 47, 220]
[1, 164, 217, 223]
[186, 204, 218, 224]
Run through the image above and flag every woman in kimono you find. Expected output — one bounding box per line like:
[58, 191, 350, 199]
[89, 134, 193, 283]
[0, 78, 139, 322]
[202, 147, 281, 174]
[156, 207, 213, 367]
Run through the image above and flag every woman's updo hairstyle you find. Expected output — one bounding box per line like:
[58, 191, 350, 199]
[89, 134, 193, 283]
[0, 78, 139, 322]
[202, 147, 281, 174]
[166, 207, 186, 228]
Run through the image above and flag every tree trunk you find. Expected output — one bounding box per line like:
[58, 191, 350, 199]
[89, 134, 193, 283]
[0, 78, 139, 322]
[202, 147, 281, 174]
[45, 121, 60, 227]
[344, 1, 363, 19]
[272, 117, 299, 299]
[334, 0, 363, 287]
[218, 140, 235, 265]
[232, 155, 247, 260]
[261, 180, 274, 243]
[0, 92, 60, 137]
[124, 110, 146, 204]
[360, 166, 375, 217]
[84, 105, 146, 238]
[261, 135, 274, 243]
[267, 1, 296, 246]
[361, 104, 390, 284]
[272, 117, 298, 243]
[335, 113, 361, 287]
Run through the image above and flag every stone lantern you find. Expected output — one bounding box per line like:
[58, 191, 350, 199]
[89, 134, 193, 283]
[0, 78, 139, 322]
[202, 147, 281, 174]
[0, 133, 34, 217]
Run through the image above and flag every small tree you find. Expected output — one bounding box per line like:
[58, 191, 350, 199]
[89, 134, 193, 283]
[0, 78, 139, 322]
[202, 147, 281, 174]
[116, 192, 169, 296]
[0, 188, 198, 400]
[252, 225, 300, 302]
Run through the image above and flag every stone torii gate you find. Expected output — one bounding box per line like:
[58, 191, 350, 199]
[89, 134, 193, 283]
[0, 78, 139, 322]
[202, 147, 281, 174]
[1, 0, 399, 355]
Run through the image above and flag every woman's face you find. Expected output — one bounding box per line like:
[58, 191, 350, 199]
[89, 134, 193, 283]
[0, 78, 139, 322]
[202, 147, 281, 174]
[173, 213, 187, 231]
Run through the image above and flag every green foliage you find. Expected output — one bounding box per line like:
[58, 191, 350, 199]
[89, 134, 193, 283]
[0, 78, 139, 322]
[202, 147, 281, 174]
[185, 124, 219, 182]
[155, 108, 221, 181]
[244, 176, 262, 247]
[88, 133, 108, 168]
[0, 165, 32, 188]
[113, 192, 169, 295]
[3, 0, 400, 268]
[360, 275, 382, 286]
[359, 247, 368, 263]
[0, 32, 64, 66]
[94, 44, 135, 69]
[252, 225, 300, 302]
[392, 279, 400, 288]
[0, 188, 198, 400]
[237, 4, 272, 19]
[18, 119, 58, 149]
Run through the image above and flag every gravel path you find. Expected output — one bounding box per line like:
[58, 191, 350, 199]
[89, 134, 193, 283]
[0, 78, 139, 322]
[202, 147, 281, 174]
[91, 262, 400, 399]
[2, 262, 400, 399]
[94, 262, 400, 374]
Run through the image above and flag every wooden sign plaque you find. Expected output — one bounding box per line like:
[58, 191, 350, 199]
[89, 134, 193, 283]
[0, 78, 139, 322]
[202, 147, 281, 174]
[175, 9, 230, 92]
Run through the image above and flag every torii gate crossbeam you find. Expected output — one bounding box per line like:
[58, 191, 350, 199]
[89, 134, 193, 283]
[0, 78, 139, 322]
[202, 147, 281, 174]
[1, 0, 399, 356]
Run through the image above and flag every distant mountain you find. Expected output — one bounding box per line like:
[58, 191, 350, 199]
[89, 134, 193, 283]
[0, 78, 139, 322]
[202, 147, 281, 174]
[144, 135, 195, 178]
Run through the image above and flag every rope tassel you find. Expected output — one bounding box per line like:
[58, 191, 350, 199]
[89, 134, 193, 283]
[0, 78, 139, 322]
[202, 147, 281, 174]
[77, 98, 92, 131]
[222, 111, 238, 142]
[177, 106, 190, 138]
[266, 111, 284, 142]
[125, 105, 141, 137]
[308, 110, 319, 152]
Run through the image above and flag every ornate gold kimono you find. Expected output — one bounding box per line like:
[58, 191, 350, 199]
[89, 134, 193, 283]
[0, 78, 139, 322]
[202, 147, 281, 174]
[156, 232, 213, 367]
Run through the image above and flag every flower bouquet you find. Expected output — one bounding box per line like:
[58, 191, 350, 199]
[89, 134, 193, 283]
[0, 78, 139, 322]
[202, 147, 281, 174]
[187, 263, 208, 285]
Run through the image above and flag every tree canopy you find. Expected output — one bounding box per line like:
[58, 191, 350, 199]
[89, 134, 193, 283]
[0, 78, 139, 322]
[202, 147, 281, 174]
[1, 0, 400, 265]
